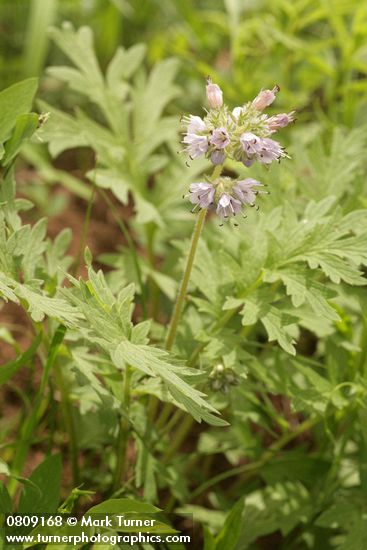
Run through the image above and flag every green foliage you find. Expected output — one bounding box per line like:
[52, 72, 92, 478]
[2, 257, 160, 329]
[18, 454, 62, 514]
[39, 22, 190, 228]
[1, 10, 367, 550]
[0, 78, 38, 161]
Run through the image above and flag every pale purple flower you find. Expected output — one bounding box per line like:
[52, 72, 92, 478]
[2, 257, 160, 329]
[267, 112, 295, 131]
[211, 150, 226, 165]
[210, 127, 230, 149]
[187, 182, 215, 208]
[233, 178, 263, 206]
[252, 86, 279, 111]
[184, 114, 207, 134]
[206, 78, 223, 109]
[182, 133, 208, 159]
[240, 132, 262, 156]
[216, 193, 242, 219]
[257, 137, 285, 164]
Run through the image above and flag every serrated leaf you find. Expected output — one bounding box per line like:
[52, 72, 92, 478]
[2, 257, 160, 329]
[106, 43, 146, 86]
[112, 341, 227, 426]
[265, 269, 340, 321]
[261, 307, 297, 355]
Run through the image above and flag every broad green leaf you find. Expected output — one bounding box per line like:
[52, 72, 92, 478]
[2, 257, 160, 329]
[0, 482, 12, 514]
[18, 454, 62, 514]
[86, 498, 160, 515]
[0, 78, 38, 145]
[0, 333, 42, 385]
[2, 113, 39, 166]
[236, 482, 312, 547]
[215, 498, 244, 550]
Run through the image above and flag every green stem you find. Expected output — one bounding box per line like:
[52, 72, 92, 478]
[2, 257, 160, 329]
[113, 365, 132, 492]
[146, 223, 159, 319]
[54, 362, 79, 485]
[8, 325, 66, 496]
[165, 208, 207, 351]
[163, 415, 194, 464]
[98, 188, 147, 319]
[165, 163, 223, 351]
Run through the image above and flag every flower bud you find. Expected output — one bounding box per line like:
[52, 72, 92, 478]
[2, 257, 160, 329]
[267, 111, 295, 131]
[206, 77, 223, 109]
[252, 85, 279, 111]
[211, 150, 226, 165]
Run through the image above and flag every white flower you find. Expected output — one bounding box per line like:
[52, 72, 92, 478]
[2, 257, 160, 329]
[187, 182, 215, 208]
[216, 193, 242, 219]
[257, 137, 286, 164]
[233, 178, 263, 205]
[210, 127, 230, 149]
[184, 114, 207, 134]
[182, 133, 208, 159]
[240, 132, 262, 156]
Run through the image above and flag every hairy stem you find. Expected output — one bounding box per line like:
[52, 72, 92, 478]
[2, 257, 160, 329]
[165, 207, 207, 351]
[165, 163, 223, 351]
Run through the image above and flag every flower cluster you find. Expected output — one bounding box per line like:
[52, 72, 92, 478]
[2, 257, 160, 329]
[182, 78, 294, 220]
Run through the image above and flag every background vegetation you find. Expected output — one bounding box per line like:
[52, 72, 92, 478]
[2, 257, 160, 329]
[1, 1, 367, 549]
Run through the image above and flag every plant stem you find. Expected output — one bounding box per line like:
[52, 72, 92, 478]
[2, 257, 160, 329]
[8, 325, 66, 496]
[113, 365, 132, 492]
[163, 415, 194, 464]
[165, 208, 207, 351]
[54, 362, 79, 485]
[145, 222, 159, 319]
[165, 163, 223, 351]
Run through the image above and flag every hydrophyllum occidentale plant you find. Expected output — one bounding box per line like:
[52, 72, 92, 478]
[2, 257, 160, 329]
[166, 79, 294, 350]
